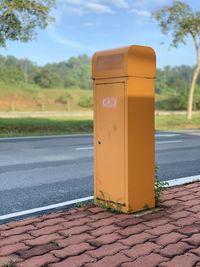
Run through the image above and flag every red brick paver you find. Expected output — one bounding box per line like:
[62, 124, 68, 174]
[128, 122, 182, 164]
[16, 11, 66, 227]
[23, 233, 62, 246]
[155, 232, 187, 246]
[0, 182, 199, 267]
[160, 253, 199, 267]
[157, 241, 194, 257]
[55, 233, 93, 248]
[49, 254, 94, 267]
[122, 253, 168, 267]
[123, 242, 161, 260]
[15, 253, 58, 267]
[86, 243, 128, 259]
[85, 253, 131, 267]
[0, 243, 29, 257]
[87, 232, 122, 247]
[183, 233, 200, 246]
[51, 242, 94, 259]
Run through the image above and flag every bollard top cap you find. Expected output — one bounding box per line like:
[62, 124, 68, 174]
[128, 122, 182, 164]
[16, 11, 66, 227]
[92, 45, 156, 80]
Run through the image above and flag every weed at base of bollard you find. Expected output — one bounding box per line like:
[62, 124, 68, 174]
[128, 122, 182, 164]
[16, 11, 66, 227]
[1, 258, 17, 267]
[155, 164, 169, 206]
[75, 199, 94, 208]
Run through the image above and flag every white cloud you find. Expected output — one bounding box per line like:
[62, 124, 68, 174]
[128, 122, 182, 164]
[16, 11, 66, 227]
[84, 22, 97, 27]
[61, 0, 169, 16]
[130, 8, 150, 17]
[57, 38, 86, 49]
[54, 1, 83, 19]
[62, 6, 83, 15]
[101, 0, 129, 8]
[112, 0, 129, 8]
[47, 26, 90, 50]
[56, 0, 128, 15]
[132, 0, 168, 8]
[85, 3, 113, 14]
[63, 0, 83, 4]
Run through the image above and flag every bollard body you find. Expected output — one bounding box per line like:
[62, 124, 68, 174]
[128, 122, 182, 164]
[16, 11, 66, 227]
[92, 45, 156, 213]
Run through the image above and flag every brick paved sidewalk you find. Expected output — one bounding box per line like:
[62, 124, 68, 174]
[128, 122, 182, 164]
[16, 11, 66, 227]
[0, 182, 199, 267]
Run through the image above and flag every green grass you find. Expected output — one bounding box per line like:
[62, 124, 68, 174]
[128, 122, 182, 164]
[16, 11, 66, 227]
[0, 113, 200, 138]
[0, 116, 93, 137]
[155, 114, 200, 130]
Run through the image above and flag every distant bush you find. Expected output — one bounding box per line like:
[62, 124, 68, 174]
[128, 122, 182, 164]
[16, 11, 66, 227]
[194, 86, 200, 110]
[56, 93, 72, 105]
[78, 96, 93, 108]
[156, 87, 200, 111]
[56, 93, 73, 111]
[156, 92, 188, 110]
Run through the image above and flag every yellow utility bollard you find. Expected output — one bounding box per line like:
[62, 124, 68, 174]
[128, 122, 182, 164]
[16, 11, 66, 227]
[92, 45, 156, 213]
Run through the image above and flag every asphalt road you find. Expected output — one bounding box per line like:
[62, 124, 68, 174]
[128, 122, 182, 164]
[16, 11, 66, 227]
[0, 131, 200, 222]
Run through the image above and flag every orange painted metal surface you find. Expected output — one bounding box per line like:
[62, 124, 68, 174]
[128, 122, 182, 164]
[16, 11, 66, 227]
[93, 45, 156, 213]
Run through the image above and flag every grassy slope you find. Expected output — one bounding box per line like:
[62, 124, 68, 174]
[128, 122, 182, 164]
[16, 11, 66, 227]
[0, 85, 199, 137]
[0, 84, 93, 112]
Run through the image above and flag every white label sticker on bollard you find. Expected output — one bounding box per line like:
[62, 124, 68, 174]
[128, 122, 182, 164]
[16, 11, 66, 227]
[102, 97, 117, 108]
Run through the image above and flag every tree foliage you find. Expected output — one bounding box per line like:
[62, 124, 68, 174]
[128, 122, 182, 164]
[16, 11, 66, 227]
[152, 0, 200, 119]
[156, 65, 194, 94]
[155, 65, 200, 111]
[0, 0, 55, 47]
[46, 55, 92, 89]
[34, 68, 62, 88]
[152, 1, 200, 48]
[0, 53, 200, 110]
[0, 54, 92, 89]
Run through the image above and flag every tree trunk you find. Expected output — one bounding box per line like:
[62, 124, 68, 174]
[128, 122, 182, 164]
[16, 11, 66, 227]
[187, 64, 200, 120]
[187, 35, 200, 120]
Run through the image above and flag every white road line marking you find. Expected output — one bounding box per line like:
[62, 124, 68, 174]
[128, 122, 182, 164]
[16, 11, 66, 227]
[76, 147, 94, 151]
[0, 175, 199, 221]
[0, 133, 182, 141]
[76, 140, 183, 150]
[156, 140, 183, 144]
[0, 196, 94, 221]
[0, 134, 93, 141]
[166, 175, 200, 187]
[155, 134, 180, 137]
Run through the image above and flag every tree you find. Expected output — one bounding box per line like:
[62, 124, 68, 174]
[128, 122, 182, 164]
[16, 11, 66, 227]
[56, 93, 73, 111]
[0, 0, 55, 47]
[34, 68, 62, 88]
[152, 0, 200, 119]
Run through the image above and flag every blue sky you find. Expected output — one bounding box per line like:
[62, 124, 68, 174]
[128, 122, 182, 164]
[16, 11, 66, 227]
[1, 0, 199, 68]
